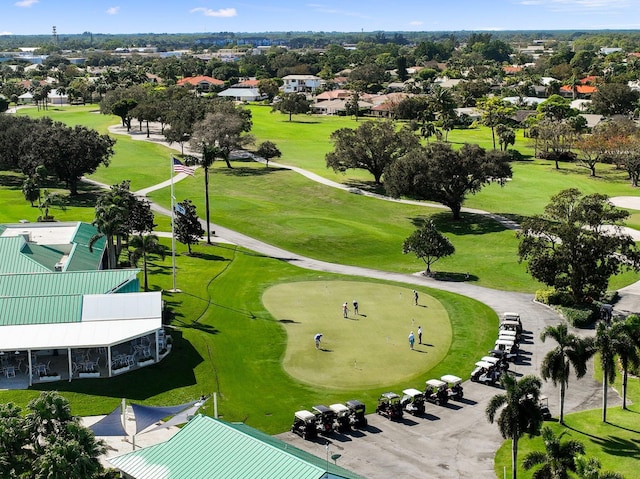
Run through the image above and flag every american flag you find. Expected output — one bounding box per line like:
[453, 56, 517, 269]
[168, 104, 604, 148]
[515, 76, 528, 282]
[173, 157, 195, 176]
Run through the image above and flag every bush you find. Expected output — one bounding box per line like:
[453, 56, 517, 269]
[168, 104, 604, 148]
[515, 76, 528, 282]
[535, 288, 570, 305]
[557, 304, 599, 328]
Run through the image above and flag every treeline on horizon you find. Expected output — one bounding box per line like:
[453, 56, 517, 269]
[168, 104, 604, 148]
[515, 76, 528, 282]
[3, 29, 640, 52]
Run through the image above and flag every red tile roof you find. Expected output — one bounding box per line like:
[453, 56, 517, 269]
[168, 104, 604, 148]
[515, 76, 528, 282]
[560, 84, 598, 94]
[177, 76, 224, 87]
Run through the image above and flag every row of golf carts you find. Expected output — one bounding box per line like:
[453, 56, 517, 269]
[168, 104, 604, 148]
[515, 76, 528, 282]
[375, 374, 464, 420]
[470, 312, 522, 385]
[292, 400, 368, 440]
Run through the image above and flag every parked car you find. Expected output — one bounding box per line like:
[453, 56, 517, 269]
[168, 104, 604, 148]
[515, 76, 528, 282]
[376, 392, 403, 420]
[346, 399, 368, 428]
[329, 403, 351, 432]
[291, 410, 317, 440]
[312, 405, 336, 434]
[401, 388, 425, 416]
[441, 374, 464, 400]
[424, 379, 449, 405]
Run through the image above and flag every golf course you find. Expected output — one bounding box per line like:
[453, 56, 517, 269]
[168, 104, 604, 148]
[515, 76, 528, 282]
[2, 104, 639, 478]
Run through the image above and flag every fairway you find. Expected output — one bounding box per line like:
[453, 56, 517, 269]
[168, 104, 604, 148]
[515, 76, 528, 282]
[263, 281, 451, 389]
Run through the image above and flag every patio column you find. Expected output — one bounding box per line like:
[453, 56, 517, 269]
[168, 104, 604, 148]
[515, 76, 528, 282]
[107, 346, 112, 377]
[155, 330, 160, 362]
[27, 350, 33, 387]
[67, 348, 72, 382]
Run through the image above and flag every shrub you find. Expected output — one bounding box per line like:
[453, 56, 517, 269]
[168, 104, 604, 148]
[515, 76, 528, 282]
[557, 304, 598, 328]
[535, 288, 570, 305]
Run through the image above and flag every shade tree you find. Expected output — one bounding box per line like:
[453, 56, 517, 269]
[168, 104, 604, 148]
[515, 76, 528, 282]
[174, 199, 204, 254]
[325, 120, 419, 185]
[385, 143, 512, 219]
[518, 188, 640, 305]
[522, 426, 585, 479]
[402, 220, 455, 276]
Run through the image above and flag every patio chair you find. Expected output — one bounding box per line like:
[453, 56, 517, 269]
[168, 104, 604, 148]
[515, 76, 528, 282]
[5, 366, 16, 378]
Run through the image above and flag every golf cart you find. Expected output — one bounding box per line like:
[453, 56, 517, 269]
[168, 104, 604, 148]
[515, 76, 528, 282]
[346, 399, 368, 428]
[502, 312, 522, 332]
[539, 395, 552, 420]
[498, 330, 520, 346]
[401, 388, 426, 416]
[494, 338, 518, 358]
[488, 347, 518, 362]
[499, 320, 522, 338]
[441, 374, 464, 400]
[291, 410, 318, 440]
[312, 405, 336, 434]
[329, 403, 351, 432]
[470, 360, 501, 385]
[481, 355, 509, 372]
[424, 379, 449, 405]
[376, 392, 403, 420]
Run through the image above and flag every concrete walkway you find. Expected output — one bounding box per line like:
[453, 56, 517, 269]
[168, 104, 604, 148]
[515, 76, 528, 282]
[86, 121, 635, 478]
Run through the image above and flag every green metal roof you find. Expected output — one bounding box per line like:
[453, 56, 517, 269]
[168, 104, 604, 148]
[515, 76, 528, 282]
[0, 236, 50, 274]
[109, 415, 367, 479]
[0, 270, 139, 298]
[0, 295, 82, 326]
[66, 222, 106, 271]
[20, 243, 67, 271]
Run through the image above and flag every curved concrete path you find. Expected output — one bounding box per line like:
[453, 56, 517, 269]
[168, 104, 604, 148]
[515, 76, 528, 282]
[90, 122, 631, 479]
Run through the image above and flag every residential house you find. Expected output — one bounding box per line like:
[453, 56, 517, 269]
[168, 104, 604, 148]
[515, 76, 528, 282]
[282, 75, 322, 94]
[177, 76, 224, 91]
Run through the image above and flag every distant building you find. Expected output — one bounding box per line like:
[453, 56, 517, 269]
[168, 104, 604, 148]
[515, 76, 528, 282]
[282, 75, 322, 93]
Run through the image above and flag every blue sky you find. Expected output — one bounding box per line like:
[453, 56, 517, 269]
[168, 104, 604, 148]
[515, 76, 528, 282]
[2, 0, 640, 35]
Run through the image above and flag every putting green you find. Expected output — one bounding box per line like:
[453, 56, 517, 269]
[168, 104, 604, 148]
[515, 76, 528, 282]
[263, 281, 452, 389]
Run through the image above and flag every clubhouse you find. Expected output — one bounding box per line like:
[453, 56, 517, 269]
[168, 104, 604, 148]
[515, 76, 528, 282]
[0, 222, 166, 387]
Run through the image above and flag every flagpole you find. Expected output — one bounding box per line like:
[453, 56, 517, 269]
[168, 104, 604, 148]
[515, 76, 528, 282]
[170, 156, 177, 292]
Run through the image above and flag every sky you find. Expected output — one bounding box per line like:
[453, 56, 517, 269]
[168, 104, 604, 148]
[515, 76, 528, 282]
[2, 0, 640, 36]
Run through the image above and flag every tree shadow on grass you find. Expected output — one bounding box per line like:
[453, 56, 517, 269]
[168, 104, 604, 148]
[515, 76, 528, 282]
[217, 166, 287, 177]
[0, 172, 24, 189]
[343, 179, 386, 195]
[33, 330, 203, 400]
[432, 271, 478, 283]
[183, 251, 230, 262]
[427, 211, 509, 236]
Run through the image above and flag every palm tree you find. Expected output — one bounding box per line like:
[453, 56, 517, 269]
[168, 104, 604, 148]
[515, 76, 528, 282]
[594, 321, 617, 422]
[89, 200, 126, 270]
[540, 322, 594, 424]
[610, 320, 640, 410]
[420, 120, 436, 144]
[184, 144, 217, 245]
[129, 234, 165, 292]
[574, 455, 624, 479]
[486, 374, 544, 479]
[522, 426, 585, 479]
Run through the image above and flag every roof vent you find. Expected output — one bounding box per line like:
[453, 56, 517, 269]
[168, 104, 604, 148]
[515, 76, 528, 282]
[54, 262, 64, 272]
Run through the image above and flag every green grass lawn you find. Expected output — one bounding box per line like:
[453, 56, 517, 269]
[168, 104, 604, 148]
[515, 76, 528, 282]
[494, 360, 640, 478]
[0, 239, 496, 434]
[264, 281, 452, 389]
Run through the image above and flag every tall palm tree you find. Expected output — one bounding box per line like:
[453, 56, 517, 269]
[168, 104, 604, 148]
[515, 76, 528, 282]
[184, 144, 217, 245]
[522, 426, 585, 479]
[129, 234, 165, 292]
[610, 320, 640, 410]
[594, 321, 617, 422]
[89, 200, 126, 270]
[540, 322, 594, 424]
[574, 455, 624, 479]
[486, 374, 544, 479]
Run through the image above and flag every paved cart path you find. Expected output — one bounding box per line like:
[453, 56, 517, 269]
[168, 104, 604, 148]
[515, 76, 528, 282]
[87, 123, 636, 478]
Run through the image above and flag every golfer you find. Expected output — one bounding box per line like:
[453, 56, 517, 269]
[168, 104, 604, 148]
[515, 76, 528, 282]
[314, 333, 323, 349]
[408, 331, 415, 350]
[413, 290, 419, 305]
[418, 326, 423, 344]
[353, 300, 359, 315]
[342, 302, 349, 318]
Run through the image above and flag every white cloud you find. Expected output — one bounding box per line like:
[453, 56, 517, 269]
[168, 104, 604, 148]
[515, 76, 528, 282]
[106, 6, 120, 15]
[189, 7, 237, 17]
[0, 31, 13, 35]
[408, 21, 423, 26]
[14, 0, 38, 7]
[305, 3, 371, 20]
[519, 0, 631, 11]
